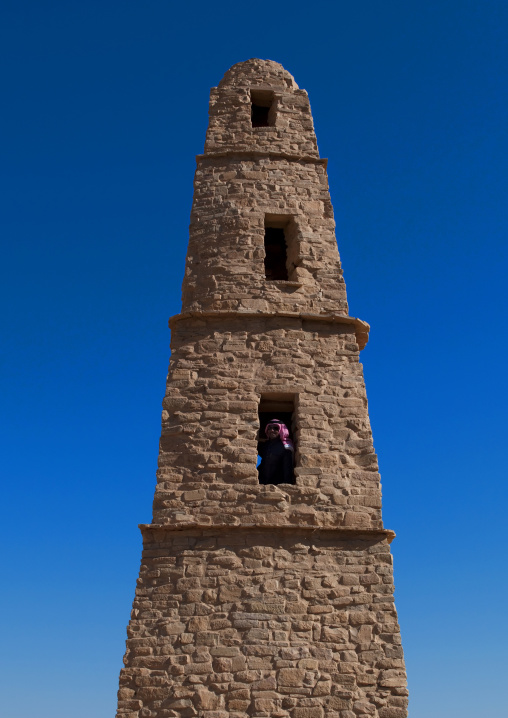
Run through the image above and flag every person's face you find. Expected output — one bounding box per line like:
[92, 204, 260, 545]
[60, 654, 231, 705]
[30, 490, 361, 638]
[266, 424, 280, 439]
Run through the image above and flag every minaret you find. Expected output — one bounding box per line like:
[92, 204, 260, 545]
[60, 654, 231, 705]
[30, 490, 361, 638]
[117, 59, 408, 718]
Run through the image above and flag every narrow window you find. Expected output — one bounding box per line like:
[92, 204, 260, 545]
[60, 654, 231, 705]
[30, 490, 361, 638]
[257, 394, 296, 486]
[264, 214, 299, 281]
[264, 226, 288, 280]
[251, 90, 275, 127]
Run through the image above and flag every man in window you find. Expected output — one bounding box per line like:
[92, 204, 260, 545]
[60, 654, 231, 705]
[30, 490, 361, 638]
[257, 419, 294, 485]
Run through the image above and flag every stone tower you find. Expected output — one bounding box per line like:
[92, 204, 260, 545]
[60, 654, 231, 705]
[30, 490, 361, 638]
[117, 59, 408, 718]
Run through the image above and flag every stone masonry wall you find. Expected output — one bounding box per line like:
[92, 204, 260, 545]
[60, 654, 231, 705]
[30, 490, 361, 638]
[184, 59, 347, 317]
[154, 316, 381, 531]
[117, 529, 408, 718]
[182, 158, 348, 316]
[205, 59, 319, 158]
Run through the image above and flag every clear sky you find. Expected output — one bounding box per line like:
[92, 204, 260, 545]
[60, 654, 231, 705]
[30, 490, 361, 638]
[1, 2, 507, 716]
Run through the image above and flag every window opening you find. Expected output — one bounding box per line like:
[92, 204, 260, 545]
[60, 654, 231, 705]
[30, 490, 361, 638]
[251, 90, 275, 128]
[257, 395, 296, 486]
[264, 214, 299, 282]
[264, 226, 288, 280]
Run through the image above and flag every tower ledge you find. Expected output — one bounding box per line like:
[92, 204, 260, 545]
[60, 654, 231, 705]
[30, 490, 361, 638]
[197, 151, 328, 166]
[169, 310, 370, 350]
[140, 523, 396, 544]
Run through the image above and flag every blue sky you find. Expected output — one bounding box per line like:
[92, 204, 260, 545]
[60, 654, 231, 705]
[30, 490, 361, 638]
[1, 2, 507, 716]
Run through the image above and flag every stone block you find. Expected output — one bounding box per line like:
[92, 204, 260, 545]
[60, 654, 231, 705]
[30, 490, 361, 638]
[278, 668, 306, 687]
[194, 689, 221, 710]
[291, 708, 324, 718]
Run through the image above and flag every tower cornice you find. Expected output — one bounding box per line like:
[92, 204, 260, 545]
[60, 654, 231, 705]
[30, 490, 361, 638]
[140, 523, 396, 544]
[196, 152, 328, 167]
[169, 310, 370, 350]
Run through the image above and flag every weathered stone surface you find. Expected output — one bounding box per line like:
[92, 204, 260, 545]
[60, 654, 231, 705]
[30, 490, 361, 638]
[119, 531, 407, 717]
[116, 58, 408, 718]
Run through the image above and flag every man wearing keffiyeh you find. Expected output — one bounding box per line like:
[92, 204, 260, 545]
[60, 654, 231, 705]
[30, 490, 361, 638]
[257, 419, 294, 485]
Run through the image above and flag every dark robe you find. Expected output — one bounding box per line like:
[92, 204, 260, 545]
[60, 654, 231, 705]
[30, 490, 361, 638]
[258, 438, 294, 485]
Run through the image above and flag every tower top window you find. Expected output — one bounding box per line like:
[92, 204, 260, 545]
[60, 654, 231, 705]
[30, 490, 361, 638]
[251, 90, 275, 127]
